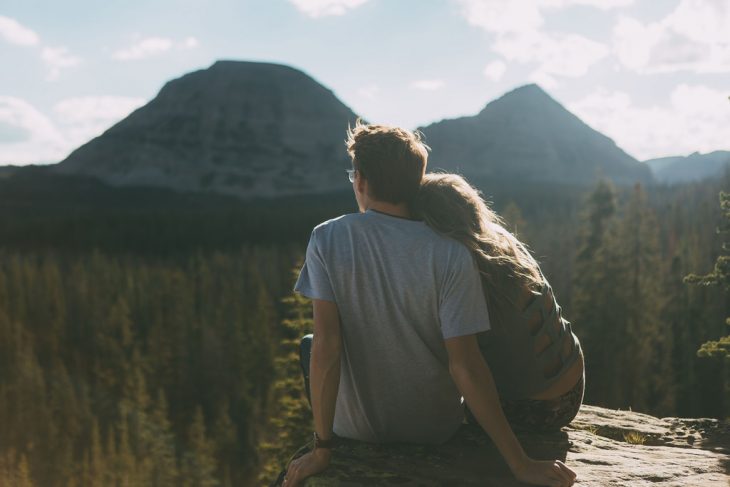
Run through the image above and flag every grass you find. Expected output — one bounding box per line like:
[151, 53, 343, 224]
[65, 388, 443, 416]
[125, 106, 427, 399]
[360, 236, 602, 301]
[622, 431, 647, 445]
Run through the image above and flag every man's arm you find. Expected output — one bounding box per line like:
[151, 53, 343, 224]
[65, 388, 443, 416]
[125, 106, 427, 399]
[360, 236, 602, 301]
[310, 299, 342, 444]
[284, 299, 342, 487]
[444, 334, 577, 487]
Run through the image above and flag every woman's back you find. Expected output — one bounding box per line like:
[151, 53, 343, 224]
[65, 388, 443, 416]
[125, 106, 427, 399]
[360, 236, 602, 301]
[478, 275, 584, 401]
[416, 172, 585, 437]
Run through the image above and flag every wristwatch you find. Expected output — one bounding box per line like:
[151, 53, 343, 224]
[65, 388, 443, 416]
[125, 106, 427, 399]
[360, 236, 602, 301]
[313, 431, 335, 449]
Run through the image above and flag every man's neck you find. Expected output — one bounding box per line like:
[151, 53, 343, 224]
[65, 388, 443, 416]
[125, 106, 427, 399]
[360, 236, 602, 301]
[365, 201, 412, 219]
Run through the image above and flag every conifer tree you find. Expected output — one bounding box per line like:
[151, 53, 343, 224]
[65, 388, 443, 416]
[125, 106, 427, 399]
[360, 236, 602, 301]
[685, 191, 730, 359]
[613, 184, 673, 413]
[257, 269, 314, 484]
[684, 191, 730, 415]
[88, 417, 104, 487]
[104, 426, 118, 487]
[116, 403, 137, 487]
[180, 406, 219, 487]
[572, 180, 621, 406]
[212, 401, 237, 487]
[147, 389, 179, 487]
[16, 454, 35, 487]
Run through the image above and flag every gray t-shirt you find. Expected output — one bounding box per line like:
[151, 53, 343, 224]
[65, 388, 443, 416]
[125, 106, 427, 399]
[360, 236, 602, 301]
[294, 209, 490, 444]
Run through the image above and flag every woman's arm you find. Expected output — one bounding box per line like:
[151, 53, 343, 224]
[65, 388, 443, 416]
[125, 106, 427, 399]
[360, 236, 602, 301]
[444, 334, 577, 487]
[284, 299, 342, 487]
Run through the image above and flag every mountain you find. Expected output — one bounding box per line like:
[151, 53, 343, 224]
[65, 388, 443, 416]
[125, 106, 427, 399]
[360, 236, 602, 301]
[52, 60, 359, 198]
[419, 84, 652, 186]
[645, 151, 730, 184]
[51, 67, 651, 198]
[0, 165, 19, 179]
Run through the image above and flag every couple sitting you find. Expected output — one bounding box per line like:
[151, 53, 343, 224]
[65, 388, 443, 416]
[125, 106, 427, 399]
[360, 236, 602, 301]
[283, 122, 584, 487]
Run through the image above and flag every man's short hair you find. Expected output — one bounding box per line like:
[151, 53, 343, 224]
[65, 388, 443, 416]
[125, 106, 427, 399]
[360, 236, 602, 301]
[346, 120, 429, 204]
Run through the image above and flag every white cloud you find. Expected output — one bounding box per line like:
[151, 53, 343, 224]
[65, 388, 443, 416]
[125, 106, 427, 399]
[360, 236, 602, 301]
[288, 0, 370, 18]
[613, 17, 663, 72]
[665, 0, 730, 45]
[0, 15, 40, 46]
[456, 0, 544, 34]
[455, 0, 633, 33]
[0, 17, 82, 81]
[543, 0, 634, 8]
[456, 1, 611, 84]
[569, 84, 730, 160]
[411, 79, 445, 91]
[613, 0, 730, 73]
[182, 36, 199, 49]
[483, 60, 507, 81]
[42, 46, 82, 81]
[0, 97, 68, 164]
[112, 36, 199, 61]
[113, 37, 174, 60]
[54, 96, 146, 148]
[529, 70, 558, 89]
[0, 95, 149, 165]
[494, 31, 609, 78]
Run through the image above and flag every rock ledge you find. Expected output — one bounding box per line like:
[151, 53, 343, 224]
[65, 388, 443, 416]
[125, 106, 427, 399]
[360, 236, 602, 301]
[277, 405, 730, 486]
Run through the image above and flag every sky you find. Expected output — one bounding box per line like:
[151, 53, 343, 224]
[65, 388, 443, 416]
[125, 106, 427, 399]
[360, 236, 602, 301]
[0, 0, 729, 165]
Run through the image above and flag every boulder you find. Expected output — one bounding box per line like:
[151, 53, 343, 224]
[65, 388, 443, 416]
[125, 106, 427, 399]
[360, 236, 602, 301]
[274, 405, 729, 486]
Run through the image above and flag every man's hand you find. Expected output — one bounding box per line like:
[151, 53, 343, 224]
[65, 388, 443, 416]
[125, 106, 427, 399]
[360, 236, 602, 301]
[512, 457, 577, 487]
[283, 298, 340, 486]
[282, 448, 331, 487]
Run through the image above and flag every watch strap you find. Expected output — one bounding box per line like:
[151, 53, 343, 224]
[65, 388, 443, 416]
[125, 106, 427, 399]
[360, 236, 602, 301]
[313, 431, 335, 449]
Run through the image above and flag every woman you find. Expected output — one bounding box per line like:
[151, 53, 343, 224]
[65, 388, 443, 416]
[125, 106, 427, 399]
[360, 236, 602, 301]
[414, 173, 585, 432]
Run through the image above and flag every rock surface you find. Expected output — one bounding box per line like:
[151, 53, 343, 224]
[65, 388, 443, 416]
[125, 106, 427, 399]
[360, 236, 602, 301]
[276, 405, 729, 486]
[420, 84, 652, 186]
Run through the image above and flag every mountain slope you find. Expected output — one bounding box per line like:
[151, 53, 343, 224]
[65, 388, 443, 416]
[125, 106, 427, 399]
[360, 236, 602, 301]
[420, 84, 651, 186]
[53, 60, 359, 198]
[52, 71, 652, 197]
[645, 151, 730, 184]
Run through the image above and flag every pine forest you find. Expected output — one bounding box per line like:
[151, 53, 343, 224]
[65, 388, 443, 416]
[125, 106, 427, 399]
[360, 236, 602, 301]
[0, 170, 727, 485]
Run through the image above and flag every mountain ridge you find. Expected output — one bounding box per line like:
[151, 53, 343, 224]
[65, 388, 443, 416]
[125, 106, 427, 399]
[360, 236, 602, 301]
[45, 61, 655, 198]
[52, 60, 359, 198]
[645, 151, 730, 184]
[419, 83, 651, 185]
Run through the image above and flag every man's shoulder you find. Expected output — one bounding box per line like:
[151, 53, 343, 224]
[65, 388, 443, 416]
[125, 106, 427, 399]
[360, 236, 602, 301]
[311, 212, 471, 256]
[312, 212, 361, 235]
[424, 227, 474, 256]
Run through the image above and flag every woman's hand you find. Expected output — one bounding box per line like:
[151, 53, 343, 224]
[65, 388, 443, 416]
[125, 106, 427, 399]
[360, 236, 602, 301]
[282, 448, 331, 487]
[512, 457, 577, 487]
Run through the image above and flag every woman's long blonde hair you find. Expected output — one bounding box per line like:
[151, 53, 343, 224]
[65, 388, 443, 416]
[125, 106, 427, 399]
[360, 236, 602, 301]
[414, 173, 543, 328]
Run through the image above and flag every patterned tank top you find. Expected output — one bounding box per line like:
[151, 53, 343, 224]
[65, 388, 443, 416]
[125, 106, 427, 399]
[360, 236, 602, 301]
[476, 268, 583, 400]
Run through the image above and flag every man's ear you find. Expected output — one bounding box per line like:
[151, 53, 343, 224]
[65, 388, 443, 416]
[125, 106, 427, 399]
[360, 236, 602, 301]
[356, 173, 368, 197]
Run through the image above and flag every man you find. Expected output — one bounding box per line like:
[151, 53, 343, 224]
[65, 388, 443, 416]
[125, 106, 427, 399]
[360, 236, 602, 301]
[283, 122, 576, 487]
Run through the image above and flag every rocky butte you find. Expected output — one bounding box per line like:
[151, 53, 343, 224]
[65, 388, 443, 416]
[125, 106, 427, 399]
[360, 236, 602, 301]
[273, 405, 729, 486]
[53, 60, 359, 198]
